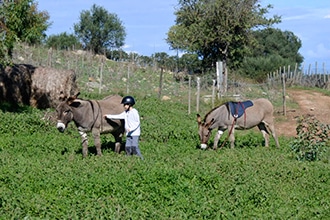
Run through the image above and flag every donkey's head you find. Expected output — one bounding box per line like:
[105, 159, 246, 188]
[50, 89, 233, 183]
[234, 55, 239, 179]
[56, 92, 80, 132]
[197, 114, 214, 149]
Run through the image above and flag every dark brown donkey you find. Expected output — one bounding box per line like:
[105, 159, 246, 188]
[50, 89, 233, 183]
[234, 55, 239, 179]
[197, 98, 279, 149]
[56, 92, 125, 157]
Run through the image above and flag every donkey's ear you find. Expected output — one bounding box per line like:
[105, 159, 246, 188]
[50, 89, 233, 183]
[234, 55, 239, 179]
[67, 94, 78, 105]
[59, 91, 67, 101]
[75, 92, 80, 98]
[197, 114, 202, 124]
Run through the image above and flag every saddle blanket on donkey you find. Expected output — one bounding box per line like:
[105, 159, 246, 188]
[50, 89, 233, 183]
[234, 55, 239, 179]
[227, 100, 254, 118]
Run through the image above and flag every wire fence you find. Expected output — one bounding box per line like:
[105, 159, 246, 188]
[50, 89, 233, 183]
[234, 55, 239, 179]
[267, 63, 330, 89]
[12, 44, 324, 115]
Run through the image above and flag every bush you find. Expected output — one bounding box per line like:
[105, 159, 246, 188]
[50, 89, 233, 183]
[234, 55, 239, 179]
[290, 114, 330, 162]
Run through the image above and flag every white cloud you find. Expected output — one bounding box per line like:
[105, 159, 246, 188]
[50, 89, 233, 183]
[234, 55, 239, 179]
[122, 44, 131, 49]
[306, 43, 330, 59]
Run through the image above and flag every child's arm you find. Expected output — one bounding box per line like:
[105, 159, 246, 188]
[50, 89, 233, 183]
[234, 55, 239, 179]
[104, 111, 126, 119]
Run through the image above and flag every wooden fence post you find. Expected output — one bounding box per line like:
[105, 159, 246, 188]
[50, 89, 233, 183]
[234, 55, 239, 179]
[224, 67, 228, 94]
[282, 73, 286, 116]
[127, 65, 130, 94]
[158, 67, 163, 99]
[293, 63, 298, 84]
[216, 61, 223, 99]
[99, 56, 104, 94]
[212, 79, 216, 108]
[196, 77, 200, 113]
[188, 75, 191, 114]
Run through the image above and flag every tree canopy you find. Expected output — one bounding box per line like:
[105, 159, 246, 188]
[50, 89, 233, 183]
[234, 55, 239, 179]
[0, 0, 50, 65]
[74, 4, 126, 54]
[166, 0, 281, 70]
[46, 32, 82, 50]
[240, 28, 303, 81]
[252, 28, 303, 63]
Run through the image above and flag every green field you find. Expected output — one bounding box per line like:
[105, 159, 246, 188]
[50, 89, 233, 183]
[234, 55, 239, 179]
[1, 92, 330, 219]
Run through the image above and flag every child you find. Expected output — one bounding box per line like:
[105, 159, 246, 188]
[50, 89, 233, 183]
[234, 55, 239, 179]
[104, 96, 143, 159]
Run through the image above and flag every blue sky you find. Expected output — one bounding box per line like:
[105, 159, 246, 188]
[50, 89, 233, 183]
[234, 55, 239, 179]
[37, 0, 330, 70]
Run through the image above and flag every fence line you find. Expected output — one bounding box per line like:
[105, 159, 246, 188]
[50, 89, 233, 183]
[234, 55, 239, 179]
[12, 45, 329, 115]
[268, 63, 330, 89]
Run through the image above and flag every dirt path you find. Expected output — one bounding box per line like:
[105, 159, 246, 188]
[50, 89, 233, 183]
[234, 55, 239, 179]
[275, 89, 330, 137]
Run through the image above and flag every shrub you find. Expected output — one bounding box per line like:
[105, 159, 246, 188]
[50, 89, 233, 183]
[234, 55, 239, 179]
[290, 114, 330, 162]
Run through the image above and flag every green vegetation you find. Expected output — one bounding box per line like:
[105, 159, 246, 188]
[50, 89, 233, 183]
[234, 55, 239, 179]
[0, 0, 50, 65]
[1, 90, 330, 218]
[73, 4, 126, 54]
[0, 0, 328, 218]
[167, 0, 282, 71]
[46, 32, 82, 50]
[1, 0, 304, 81]
[291, 114, 330, 162]
[240, 28, 303, 82]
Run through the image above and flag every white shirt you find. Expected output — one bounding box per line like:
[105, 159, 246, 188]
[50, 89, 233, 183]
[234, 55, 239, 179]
[105, 108, 140, 136]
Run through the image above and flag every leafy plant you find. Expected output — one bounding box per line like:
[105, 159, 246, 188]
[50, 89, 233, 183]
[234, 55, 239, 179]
[290, 114, 330, 161]
[0, 0, 50, 65]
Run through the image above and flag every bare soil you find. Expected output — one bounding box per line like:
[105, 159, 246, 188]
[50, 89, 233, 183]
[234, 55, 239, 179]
[275, 89, 330, 137]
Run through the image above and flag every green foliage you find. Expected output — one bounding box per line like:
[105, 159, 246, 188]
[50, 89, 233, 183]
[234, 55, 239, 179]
[252, 28, 303, 63]
[0, 107, 53, 136]
[0, 0, 50, 65]
[152, 52, 170, 68]
[106, 49, 129, 61]
[239, 28, 303, 81]
[240, 54, 289, 82]
[45, 32, 82, 50]
[74, 4, 126, 54]
[290, 114, 330, 162]
[1, 91, 330, 218]
[3, 43, 330, 218]
[178, 53, 202, 73]
[167, 0, 280, 70]
[139, 96, 197, 144]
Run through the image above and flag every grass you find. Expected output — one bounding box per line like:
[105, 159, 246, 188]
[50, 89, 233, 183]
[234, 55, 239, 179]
[1, 95, 330, 219]
[1, 46, 329, 219]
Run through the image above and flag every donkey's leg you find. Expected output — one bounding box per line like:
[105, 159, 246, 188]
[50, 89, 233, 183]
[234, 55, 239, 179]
[92, 129, 102, 156]
[79, 131, 89, 158]
[213, 130, 224, 150]
[229, 129, 235, 148]
[258, 123, 270, 147]
[265, 123, 280, 147]
[114, 133, 122, 153]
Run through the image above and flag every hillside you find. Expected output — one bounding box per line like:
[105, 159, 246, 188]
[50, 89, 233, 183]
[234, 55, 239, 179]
[9, 45, 330, 138]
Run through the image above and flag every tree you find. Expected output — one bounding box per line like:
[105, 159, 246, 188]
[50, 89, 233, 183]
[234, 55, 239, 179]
[106, 49, 129, 61]
[0, 0, 50, 65]
[166, 0, 280, 71]
[45, 32, 82, 50]
[178, 53, 202, 73]
[152, 52, 170, 69]
[240, 28, 303, 81]
[74, 4, 126, 54]
[252, 28, 303, 63]
[136, 55, 153, 67]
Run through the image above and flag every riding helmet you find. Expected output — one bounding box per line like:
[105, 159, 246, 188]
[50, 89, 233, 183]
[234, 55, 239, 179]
[121, 96, 135, 106]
